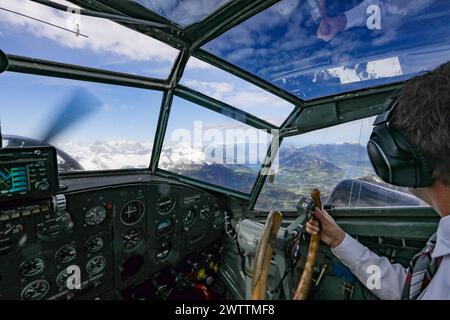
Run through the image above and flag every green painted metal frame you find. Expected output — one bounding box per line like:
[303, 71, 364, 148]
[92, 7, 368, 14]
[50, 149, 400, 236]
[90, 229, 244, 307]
[1, 0, 407, 205]
[6, 54, 169, 90]
[175, 85, 277, 132]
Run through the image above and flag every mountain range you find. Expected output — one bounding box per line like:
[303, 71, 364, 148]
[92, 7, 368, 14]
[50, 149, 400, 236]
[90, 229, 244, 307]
[56, 141, 383, 204]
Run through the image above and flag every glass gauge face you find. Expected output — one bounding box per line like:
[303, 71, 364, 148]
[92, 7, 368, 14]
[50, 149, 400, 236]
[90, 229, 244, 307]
[86, 235, 104, 253]
[156, 242, 171, 260]
[84, 206, 107, 226]
[157, 194, 176, 215]
[86, 256, 106, 275]
[19, 257, 45, 277]
[183, 208, 196, 229]
[122, 229, 143, 251]
[120, 200, 145, 225]
[55, 245, 77, 264]
[156, 219, 172, 237]
[21, 280, 50, 300]
[56, 269, 70, 288]
[199, 204, 212, 220]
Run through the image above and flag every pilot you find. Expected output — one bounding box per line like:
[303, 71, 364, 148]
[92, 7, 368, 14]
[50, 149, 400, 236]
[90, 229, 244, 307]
[306, 61, 450, 299]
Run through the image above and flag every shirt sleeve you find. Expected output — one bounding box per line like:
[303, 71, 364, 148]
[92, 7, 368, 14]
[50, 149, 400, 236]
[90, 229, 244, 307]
[331, 233, 407, 300]
[343, 0, 387, 30]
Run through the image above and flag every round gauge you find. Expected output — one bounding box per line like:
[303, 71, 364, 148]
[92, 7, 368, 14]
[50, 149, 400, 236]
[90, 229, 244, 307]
[86, 235, 104, 253]
[120, 200, 145, 225]
[86, 256, 106, 275]
[155, 242, 171, 260]
[84, 206, 107, 226]
[0, 223, 26, 255]
[183, 208, 196, 230]
[55, 245, 77, 264]
[19, 257, 45, 277]
[21, 280, 50, 300]
[199, 204, 212, 220]
[56, 269, 70, 288]
[122, 229, 143, 251]
[156, 219, 173, 237]
[157, 194, 176, 215]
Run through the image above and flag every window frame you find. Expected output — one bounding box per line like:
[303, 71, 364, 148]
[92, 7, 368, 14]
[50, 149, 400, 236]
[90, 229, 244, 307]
[1, 1, 416, 206]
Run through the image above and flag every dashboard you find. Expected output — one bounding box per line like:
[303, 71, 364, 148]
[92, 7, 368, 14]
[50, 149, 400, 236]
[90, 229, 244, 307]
[0, 147, 227, 300]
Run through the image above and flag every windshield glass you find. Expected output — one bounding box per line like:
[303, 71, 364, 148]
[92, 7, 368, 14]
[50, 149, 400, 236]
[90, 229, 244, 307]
[203, 0, 450, 100]
[0, 72, 162, 172]
[181, 57, 295, 126]
[256, 117, 428, 210]
[159, 96, 272, 193]
[134, 0, 230, 26]
[0, 0, 179, 78]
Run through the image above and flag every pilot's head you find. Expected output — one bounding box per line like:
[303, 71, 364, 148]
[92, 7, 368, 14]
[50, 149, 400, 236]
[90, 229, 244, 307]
[367, 61, 450, 213]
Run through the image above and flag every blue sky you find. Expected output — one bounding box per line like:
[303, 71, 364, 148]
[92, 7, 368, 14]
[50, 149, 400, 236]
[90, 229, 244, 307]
[1, 0, 449, 154]
[204, 0, 450, 100]
[0, 0, 294, 148]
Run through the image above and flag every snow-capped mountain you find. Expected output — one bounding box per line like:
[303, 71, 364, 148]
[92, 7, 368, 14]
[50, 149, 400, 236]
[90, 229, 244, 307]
[56, 140, 222, 171]
[57, 140, 153, 170]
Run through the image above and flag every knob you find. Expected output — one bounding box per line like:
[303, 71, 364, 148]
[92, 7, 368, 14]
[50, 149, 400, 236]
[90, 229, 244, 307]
[35, 181, 49, 191]
[53, 194, 67, 212]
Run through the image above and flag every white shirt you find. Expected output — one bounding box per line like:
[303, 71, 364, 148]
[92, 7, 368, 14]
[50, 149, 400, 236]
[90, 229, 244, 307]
[332, 215, 450, 300]
[343, 0, 433, 31]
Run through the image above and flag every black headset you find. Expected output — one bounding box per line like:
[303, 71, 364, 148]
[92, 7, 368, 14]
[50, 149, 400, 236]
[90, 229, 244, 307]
[367, 89, 433, 188]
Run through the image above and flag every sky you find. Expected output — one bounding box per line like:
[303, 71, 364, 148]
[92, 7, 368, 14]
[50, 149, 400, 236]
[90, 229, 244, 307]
[0, 0, 294, 148]
[1, 0, 449, 170]
[204, 0, 450, 100]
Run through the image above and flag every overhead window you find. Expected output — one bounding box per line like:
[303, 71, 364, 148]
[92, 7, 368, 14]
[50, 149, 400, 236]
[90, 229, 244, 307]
[181, 57, 295, 126]
[0, 0, 179, 78]
[203, 0, 450, 100]
[134, 0, 230, 26]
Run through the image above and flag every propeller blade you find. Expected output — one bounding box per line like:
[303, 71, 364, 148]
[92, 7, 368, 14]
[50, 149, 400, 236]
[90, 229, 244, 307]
[40, 87, 102, 143]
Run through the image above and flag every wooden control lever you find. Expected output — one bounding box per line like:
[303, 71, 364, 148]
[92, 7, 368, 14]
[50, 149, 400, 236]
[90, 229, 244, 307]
[293, 189, 322, 300]
[251, 210, 283, 300]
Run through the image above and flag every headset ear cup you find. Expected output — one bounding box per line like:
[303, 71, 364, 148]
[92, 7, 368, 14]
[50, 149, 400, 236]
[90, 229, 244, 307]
[397, 133, 433, 187]
[367, 126, 433, 187]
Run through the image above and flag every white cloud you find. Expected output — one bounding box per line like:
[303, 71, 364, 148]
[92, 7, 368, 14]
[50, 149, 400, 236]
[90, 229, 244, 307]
[185, 57, 214, 70]
[184, 79, 292, 109]
[184, 79, 233, 100]
[183, 77, 294, 125]
[0, 0, 178, 62]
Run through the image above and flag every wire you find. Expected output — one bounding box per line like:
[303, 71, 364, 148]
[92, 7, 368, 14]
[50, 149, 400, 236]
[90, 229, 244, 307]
[0, 7, 88, 38]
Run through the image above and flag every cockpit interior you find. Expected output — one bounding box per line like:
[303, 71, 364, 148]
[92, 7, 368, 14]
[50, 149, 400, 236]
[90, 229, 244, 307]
[0, 0, 448, 300]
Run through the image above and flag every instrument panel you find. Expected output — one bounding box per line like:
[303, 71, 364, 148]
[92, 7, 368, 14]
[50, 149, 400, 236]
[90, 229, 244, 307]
[0, 181, 225, 300]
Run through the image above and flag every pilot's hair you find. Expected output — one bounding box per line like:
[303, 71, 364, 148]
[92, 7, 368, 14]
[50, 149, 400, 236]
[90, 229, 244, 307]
[390, 61, 450, 186]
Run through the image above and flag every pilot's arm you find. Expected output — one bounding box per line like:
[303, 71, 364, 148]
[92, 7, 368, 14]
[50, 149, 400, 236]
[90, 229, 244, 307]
[306, 208, 407, 300]
[331, 233, 407, 299]
[317, 0, 427, 42]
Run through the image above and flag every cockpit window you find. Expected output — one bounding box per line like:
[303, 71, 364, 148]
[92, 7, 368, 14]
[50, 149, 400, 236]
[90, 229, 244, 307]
[134, 0, 231, 26]
[0, 0, 179, 78]
[181, 57, 295, 126]
[159, 96, 272, 194]
[203, 0, 450, 100]
[255, 117, 428, 210]
[0, 72, 162, 172]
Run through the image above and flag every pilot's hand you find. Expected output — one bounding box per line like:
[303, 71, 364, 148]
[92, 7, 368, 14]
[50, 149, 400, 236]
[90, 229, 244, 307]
[306, 207, 345, 248]
[316, 15, 347, 42]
